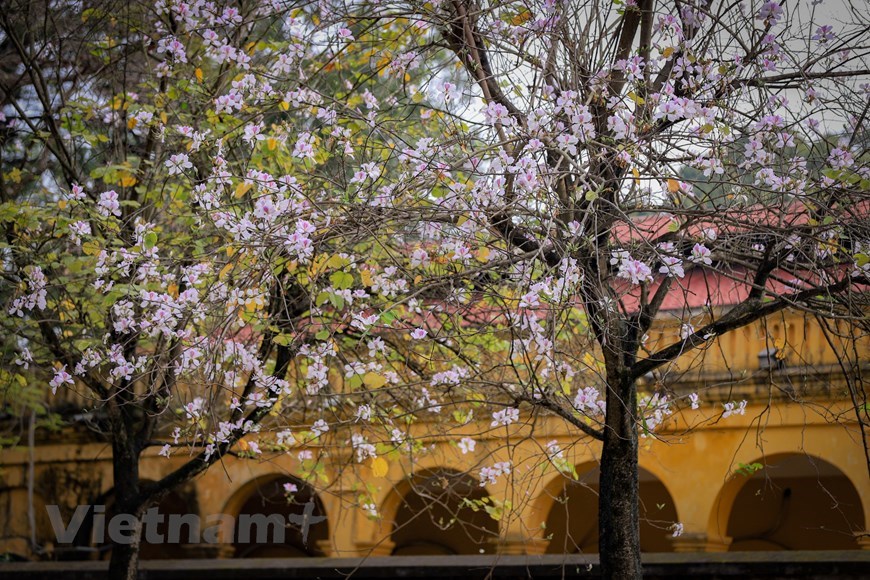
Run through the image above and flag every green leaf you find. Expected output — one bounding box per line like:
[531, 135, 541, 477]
[330, 270, 354, 290]
[315, 329, 330, 341]
[143, 232, 157, 249]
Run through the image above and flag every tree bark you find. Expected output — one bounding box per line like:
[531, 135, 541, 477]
[598, 374, 641, 579]
[107, 402, 143, 580]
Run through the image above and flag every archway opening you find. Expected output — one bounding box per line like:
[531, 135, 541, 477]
[390, 470, 499, 555]
[70, 482, 195, 560]
[544, 465, 678, 553]
[725, 454, 864, 551]
[229, 475, 328, 558]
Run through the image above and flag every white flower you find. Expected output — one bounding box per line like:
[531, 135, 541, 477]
[351, 433, 376, 462]
[311, 419, 329, 438]
[615, 253, 654, 285]
[166, 153, 193, 176]
[159, 444, 172, 458]
[479, 462, 511, 486]
[689, 393, 700, 410]
[680, 324, 694, 340]
[458, 437, 476, 454]
[355, 405, 372, 422]
[691, 243, 712, 265]
[68, 183, 86, 200]
[671, 522, 684, 537]
[98, 190, 121, 217]
[49, 365, 74, 394]
[722, 400, 747, 419]
[659, 256, 685, 278]
[410, 328, 427, 339]
[491, 407, 519, 427]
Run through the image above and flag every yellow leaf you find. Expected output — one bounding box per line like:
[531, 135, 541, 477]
[662, 46, 675, 58]
[160, 111, 168, 125]
[667, 178, 680, 193]
[234, 182, 253, 198]
[632, 167, 640, 185]
[167, 283, 179, 298]
[8, 168, 22, 183]
[267, 137, 278, 151]
[510, 9, 532, 25]
[195, 67, 203, 83]
[326, 254, 346, 269]
[279, 101, 290, 111]
[119, 173, 137, 187]
[237, 439, 249, 451]
[371, 457, 389, 478]
[226, 246, 236, 257]
[476, 247, 491, 262]
[127, 117, 138, 130]
[82, 241, 100, 256]
[219, 262, 234, 281]
[360, 269, 374, 287]
[58, 199, 68, 210]
[363, 372, 387, 389]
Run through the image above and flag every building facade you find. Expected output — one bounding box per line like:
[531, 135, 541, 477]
[1, 309, 868, 560]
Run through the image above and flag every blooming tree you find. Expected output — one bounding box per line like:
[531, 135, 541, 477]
[2, 0, 870, 579]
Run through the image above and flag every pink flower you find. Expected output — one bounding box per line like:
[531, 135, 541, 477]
[98, 190, 121, 217]
[691, 243, 712, 265]
[411, 328, 427, 340]
[338, 28, 354, 41]
[458, 437, 476, 454]
[166, 153, 192, 176]
[49, 365, 74, 394]
[756, 2, 783, 26]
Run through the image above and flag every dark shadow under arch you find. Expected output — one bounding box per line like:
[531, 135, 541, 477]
[227, 474, 328, 558]
[68, 481, 196, 560]
[724, 454, 864, 551]
[390, 469, 499, 555]
[544, 465, 679, 554]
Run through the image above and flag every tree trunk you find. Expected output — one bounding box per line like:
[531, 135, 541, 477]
[108, 530, 141, 580]
[598, 374, 641, 579]
[107, 407, 143, 580]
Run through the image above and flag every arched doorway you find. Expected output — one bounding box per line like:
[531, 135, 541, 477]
[722, 454, 864, 550]
[544, 465, 678, 553]
[70, 482, 196, 560]
[226, 474, 328, 558]
[390, 469, 499, 555]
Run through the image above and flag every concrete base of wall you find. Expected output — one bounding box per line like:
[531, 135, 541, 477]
[1, 551, 868, 579]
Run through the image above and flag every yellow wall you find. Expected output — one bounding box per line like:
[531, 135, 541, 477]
[1, 310, 867, 559]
